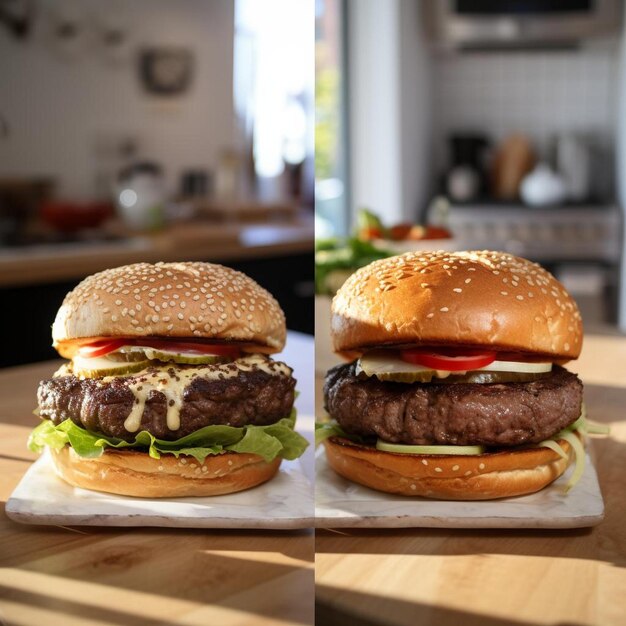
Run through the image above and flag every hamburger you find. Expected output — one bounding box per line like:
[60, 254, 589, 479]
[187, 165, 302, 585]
[29, 262, 308, 497]
[317, 250, 593, 500]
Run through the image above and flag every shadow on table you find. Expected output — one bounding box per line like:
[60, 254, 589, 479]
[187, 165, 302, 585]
[0, 541, 314, 625]
[0, 508, 314, 562]
[316, 584, 577, 626]
[315, 585, 531, 626]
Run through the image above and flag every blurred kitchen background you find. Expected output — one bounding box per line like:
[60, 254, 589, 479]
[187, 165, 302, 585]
[315, 0, 626, 340]
[0, 0, 314, 367]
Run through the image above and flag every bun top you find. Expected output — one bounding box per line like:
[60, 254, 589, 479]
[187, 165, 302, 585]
[53, 262, 286, 356]
[331, 250, 582, 360]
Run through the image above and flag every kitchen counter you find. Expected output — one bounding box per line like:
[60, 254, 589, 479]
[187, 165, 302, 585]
[0, 217, 314, 288]
[0, 332, 314, 626]
[315, 333, 626, 626]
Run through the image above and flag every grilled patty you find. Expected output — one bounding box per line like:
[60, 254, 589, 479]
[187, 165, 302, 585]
[38, 362, 296, 441]
[324, 362, 582, 447]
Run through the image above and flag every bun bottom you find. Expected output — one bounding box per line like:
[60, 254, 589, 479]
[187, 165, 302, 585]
[323, 437, 574, 500]
[50, 446, 281, 498]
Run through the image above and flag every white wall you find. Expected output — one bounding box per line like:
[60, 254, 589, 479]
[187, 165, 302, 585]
[432, 48, 618, 170]
[0, 0, 235, 199]
[347, 0, 432, 225]
[399, 0, 432, 225]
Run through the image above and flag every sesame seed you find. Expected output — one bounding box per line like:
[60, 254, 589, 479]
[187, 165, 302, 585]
[453, 288, 462, 293]
[421, 459, 428, 466]
[434, 467, 443, 473]
[516, 295, 524, 300]
[479, 463, 485, 470]
[426, 313, 434, 318]
[410, 484, 417, 490]
[440, 307, 449, 312]
[177, 313, 184, 320]
[452, 465, 459, 471]
[465, 278, 471, 284]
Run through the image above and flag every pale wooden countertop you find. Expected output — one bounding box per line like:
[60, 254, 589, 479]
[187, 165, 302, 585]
[315, 333, 626, 626]
[0, 218, 314, 288]
[0, 333, 314, 626]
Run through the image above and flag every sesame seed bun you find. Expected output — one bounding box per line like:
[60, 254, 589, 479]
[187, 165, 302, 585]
[50, 445, 282, 498]
[331, 250, 582, 360]
[52, 262, 286, 357]
[323, 436, 575, 500]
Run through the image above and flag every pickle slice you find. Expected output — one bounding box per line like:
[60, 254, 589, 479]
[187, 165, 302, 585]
[369, 370, 548, 384]
[142, 348, 232, 365]
[73, 355, 150, 379]
[369, 370, 437, 383]
[441, 371, 549, 384]
[376, 440, 485, 455]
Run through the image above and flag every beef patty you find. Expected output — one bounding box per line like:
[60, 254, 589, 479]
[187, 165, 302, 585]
[38, 361, 296, 441]
[324, 362, 582, 447]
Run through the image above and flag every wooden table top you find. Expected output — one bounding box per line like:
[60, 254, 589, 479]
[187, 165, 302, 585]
[0, 333, 314, 626]
[0, 218, 314, 288]
[315, 333, 626, 626]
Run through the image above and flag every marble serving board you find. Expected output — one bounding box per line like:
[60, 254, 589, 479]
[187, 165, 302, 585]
[315, 447, 605, 529]
[6, 449, 314, 529]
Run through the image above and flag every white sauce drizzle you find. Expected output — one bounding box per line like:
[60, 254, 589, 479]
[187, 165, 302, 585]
[59, 355, 291, 434]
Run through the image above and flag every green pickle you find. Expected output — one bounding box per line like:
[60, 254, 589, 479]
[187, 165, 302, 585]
[370, 370, 547, 384]
[142, 349, 231, 365]
[75, 359, 151, 379]
[376, 440, 485, 455]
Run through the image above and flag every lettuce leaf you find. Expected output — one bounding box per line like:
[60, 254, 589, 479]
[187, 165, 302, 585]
[28, 409, 308, 464]
[315, 420, 364, 447]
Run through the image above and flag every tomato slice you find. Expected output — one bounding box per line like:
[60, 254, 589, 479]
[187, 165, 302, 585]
[77, 338, 241, 359]
[77, 339, 127, 358]
[400, 349, 496, 372]
[137, 339, 241, 357]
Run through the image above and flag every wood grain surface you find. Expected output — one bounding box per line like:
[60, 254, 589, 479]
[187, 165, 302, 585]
[315, 333, 626, 626]
[0, 353, 314, 625]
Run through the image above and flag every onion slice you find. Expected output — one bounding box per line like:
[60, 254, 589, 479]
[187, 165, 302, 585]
[561, 431, 586, 493]
[537, 439, 569, 460]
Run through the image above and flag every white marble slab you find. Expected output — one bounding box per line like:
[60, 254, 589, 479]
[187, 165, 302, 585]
[6, 331, 316, 530]
[7, 448, 314, 529]
[315, 447, 605, 529]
